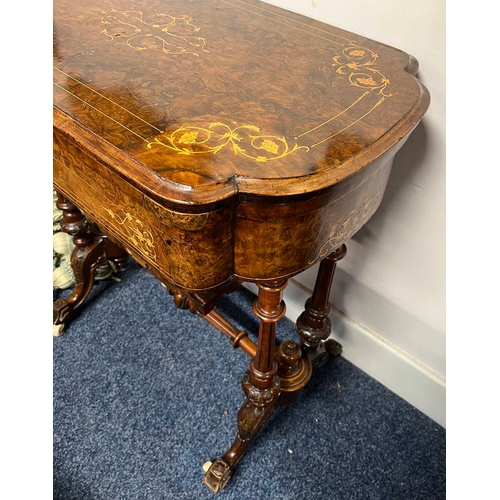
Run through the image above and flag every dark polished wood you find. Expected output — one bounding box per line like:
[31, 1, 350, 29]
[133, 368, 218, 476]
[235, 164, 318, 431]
[53, 0, 430, 492]
[53, 192, 108, 335]
[297, 244, 347, 366]
[204, 281, 285, 493]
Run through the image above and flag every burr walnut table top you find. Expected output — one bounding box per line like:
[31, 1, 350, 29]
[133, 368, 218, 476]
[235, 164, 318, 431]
[53, 0, 429, 292]
[53, 0, 429, 199]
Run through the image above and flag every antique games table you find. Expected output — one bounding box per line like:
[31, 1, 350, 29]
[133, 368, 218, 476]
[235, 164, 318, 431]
[53, 0, 430, 492]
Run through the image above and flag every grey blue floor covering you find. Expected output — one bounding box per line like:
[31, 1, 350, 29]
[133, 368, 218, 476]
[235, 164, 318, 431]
[53, 261, 446, 499]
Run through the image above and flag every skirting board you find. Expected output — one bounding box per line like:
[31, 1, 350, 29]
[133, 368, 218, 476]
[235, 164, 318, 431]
[244, 280, 446, 428]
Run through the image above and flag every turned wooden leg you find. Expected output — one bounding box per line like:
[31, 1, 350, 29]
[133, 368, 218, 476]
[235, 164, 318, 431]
[296, 244, 347, 366]
[202, 280, 286, 494]
[53, 192, 108, 336]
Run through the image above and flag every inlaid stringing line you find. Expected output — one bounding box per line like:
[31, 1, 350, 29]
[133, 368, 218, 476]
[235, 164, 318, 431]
[296, 91, 370, 139]
[54, 67, 164, 134]
[223, 0, 353, 45]
[218, 2, 387, 143]
[55, 73, 383, 152]
[53, 81, 151, 143]
[310, 97, 387, 148]
[220, 0, 346, 46]
[54, 2, 390, 157]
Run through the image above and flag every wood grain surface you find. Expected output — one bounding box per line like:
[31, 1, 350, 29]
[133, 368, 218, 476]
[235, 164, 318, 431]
[53, 0, 430, 290]
[54, 0, 429, 199]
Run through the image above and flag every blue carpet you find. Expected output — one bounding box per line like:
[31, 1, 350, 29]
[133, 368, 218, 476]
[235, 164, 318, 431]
[53, 261, 445, 499]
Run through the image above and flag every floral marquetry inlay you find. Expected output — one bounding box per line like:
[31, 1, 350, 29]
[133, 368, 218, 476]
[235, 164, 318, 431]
[104, 208, 156, 261]
[100, 9, 208, 56]
[332, 44, 391, 96]
[147, 122, 310, 162]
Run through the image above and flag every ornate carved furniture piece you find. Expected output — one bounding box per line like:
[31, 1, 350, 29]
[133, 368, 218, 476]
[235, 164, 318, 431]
[53, 0, 429, 492]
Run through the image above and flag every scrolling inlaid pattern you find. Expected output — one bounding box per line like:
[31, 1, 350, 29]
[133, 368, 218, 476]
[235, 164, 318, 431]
[100, 9, 208, 56]
[222, 0, 393, 150]
[147, 122, 309, 162]
[332, 45, 391, 96]
[55, 2, 395, 165]
[308, 192, 381, 265]
[104, 208, 157, 261]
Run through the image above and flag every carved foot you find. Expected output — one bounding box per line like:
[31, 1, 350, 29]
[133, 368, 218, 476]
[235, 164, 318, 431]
[52, 237, 107, 333]
[310, 337, 343, 369]
[203, 374, 280, 493]
[202, 458, 232, 494]
[53, 298, 71, 335]
[324, 338, 343, 357]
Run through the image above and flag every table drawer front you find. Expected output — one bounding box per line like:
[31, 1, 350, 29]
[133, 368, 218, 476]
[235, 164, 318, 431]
[53, 133, 234, 290]
[234, 158, 394, 281]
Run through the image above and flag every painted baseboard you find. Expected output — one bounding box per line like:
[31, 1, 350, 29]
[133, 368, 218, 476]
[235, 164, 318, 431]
[244, 280, 446, 428]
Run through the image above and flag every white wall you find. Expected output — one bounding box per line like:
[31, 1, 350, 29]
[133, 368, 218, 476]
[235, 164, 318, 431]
[260, 0, 446, 426]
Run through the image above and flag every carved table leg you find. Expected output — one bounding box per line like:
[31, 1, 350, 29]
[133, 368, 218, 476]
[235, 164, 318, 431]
[296, 244, 347, 367]
[53, 192, 108, 336]
[202, 280, 286, 493]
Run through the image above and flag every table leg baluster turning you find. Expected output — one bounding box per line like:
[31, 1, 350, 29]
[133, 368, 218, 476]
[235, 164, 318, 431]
[297, 244, 347, 367]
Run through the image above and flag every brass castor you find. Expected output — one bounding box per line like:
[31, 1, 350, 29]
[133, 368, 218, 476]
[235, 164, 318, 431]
[203, 458, 232, 494]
